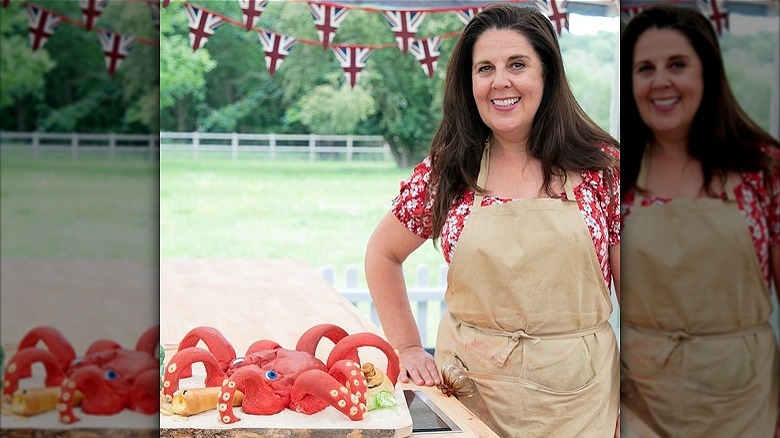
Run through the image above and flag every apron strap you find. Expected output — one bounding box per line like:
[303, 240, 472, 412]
[623, 323, 765, 365]
[456, 316, 611, 368]
[634, 147, 652, 207]
[563, 177, 576, 202]
[723, 174, 739, 202]
[473, 142, 490, 209]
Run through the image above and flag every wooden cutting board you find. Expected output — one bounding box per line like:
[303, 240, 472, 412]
[160, 259, 413, 437]
[160, 385, 413, 438]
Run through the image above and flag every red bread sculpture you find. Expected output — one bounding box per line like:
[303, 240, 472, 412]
[161, 324, 399, 423]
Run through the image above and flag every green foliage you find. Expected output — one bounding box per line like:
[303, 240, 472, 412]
[293, 83, 377, 134]
[0, 7, 55, 111]
[721, 31, 778, 134]
[1, 0, 159, 133]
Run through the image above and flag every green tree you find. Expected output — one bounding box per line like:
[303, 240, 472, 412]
[160, 3, 216, 131]
[0, 6, 55, 129]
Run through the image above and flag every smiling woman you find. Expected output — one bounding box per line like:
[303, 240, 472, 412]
[365, 4, 620, 438]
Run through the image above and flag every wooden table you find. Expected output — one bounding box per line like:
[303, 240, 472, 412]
[161, 258, 499, 438]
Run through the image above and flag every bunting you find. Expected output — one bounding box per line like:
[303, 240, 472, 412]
[185, 3, 224, 51]
[383, 10, 426, 54]
[163, 0, 170, 8]
[97, 30, 135, 75]
[3, 0, 10, 8]
[409, 36, 442, 78]
[239, 0, 269, 31]
[79, 0, 107, 31]
[698, 0, 728, 35]
[259, 30, 296, 76]
[454, 7, 482, 26]
[147, 1, 160, 29]
[308, 2, 348, 49]
[26, 4, 61, 51]
[332, 45, 371, 87]
[536, 0, 569, 35]
[619, 4, 648, 24]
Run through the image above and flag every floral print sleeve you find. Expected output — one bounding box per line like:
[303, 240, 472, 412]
[391, 157, 435, 239]
[390, 153, 619, 289]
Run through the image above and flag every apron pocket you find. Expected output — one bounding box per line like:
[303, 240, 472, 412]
[684, 335, 757, 393]
[463, 370, 608, 438]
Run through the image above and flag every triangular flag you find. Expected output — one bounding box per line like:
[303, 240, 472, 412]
[536, 0, 569, 36]
[162, 0, 170, 8]
[147, 1, 160, 29]
[258, 30, 296, 76]
[2, 0, 11, 9]
[239, 0, 269, 31]
[78, 0, 108, 31]
[454, 7, 482, 26]
[383, 10, 426, 54]
[26, 4, 61, 51]
[409, 36, 442, 78]
[331, 46, 371, 88]
[97, 30, 136, 75]
[698, 0, 729, 35]
[308, 2, 348, 49]
[619, 4, 648, 25]
[185, 4, 224, 51]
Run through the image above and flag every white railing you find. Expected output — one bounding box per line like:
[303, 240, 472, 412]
[0, 131, 159, 160]
[323, 264, 621, 350]
[321, 264, 447, 349]
[160, 132, 392, 162]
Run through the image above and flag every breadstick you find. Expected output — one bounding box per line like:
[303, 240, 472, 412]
[11, 387, 84, 416]
[171, 387, 244, 416]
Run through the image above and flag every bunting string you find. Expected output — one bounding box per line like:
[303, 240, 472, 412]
[4, 0, 159, 76]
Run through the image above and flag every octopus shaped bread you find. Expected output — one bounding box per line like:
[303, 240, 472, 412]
[161, 324, 400, 423]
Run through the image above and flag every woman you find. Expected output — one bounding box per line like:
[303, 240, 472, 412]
[620, 5, 780, 437]
[365, 4, 620, 437]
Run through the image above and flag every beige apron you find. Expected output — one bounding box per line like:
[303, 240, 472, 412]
[621, 155, 779, 437]
[434, 147, 619, 437]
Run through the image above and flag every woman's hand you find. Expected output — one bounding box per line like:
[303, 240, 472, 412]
[397, 346, 441, 387]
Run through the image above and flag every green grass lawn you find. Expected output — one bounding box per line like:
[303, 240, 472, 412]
[1, 151, 157, 260]
[160, 152, 446, 289]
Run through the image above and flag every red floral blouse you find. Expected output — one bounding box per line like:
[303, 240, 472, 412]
[621, 147, 780, 289]
[391, 155, 621, 291]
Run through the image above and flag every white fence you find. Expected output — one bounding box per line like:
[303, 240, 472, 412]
[322, 264, 621, 350]
[0, 131, 159, 160]
[160, 132, 392, 162]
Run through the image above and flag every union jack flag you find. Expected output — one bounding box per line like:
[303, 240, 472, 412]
[383, 10, 426, 54]
[409, 36, 441, 78]
[536, 0, 569, 36]
[239, 0, 269, 31]
[186, 4, 224, 51]
[26, 4, 61, 51]
[454, 7, 482, 26]
[147, 1, 160, 29]
[259, 30, 296, 76]
[79, 0, 108, 31]
[308, 2, 348, 49]
[98, 30, 135, 75]
[697, 0, 728, 35]
[332, 45, 371, 88]
[619, 4, 649, 25]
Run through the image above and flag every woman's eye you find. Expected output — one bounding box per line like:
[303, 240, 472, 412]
[670, 61, 686, 70]
[477, 65, 492, 73]
[636, 65, 652, 74]
[511, 61, 525, 69]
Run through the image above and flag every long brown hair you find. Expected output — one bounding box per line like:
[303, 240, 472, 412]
[429, 4, 618, 238]
[621, 4, 779, 198]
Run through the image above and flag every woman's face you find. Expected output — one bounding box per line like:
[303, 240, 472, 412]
[471, 29, 544, 143]
[632, 28, 704, 142]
